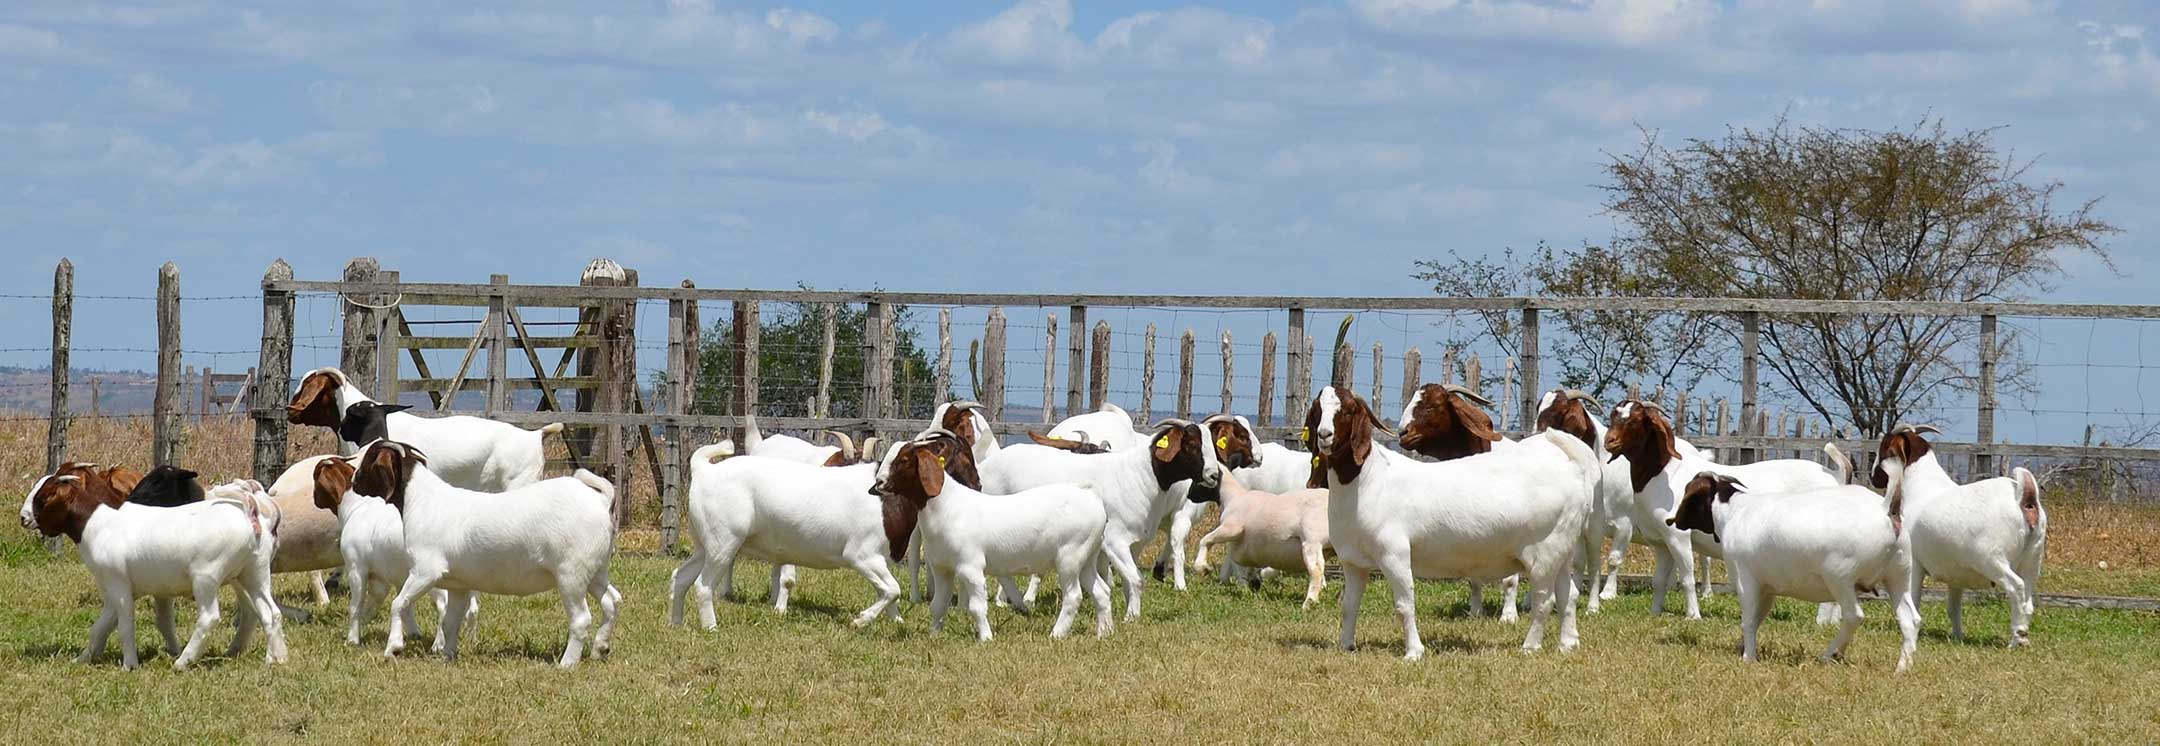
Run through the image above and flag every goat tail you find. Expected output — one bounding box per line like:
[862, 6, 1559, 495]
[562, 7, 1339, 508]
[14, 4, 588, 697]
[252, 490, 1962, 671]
[2013, 466, 2044, 532]
[743, 412, 765, 453]
[1822, 442, 1854, 484]
[571, 469, 618, 503]
[691, 441, 736, 468]
[539, 422, 565, 436]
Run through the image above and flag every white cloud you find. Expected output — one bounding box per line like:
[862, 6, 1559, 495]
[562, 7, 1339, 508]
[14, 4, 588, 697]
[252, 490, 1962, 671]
[1349, 0, 1721, 48]
[597, 99, 774, 148]
[945, 0, 1090, 69]
[168, 140, 295, 187]
[1337, 183, 1495, 223]
[1264, 142, 1424, 179]
[1133, 139, 1213, 197]
[1095, 9, 1275, 69]
[1544, 80, 1711, 127]
[2081, 23, 2160, 96]
[803, 108, 888, 143]
[765, 8, 840, 46]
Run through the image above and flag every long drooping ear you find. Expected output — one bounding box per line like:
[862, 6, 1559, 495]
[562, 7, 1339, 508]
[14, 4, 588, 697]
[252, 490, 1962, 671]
[101, 465, 143, 497]
[1450, 395, 1502, 443]
[312, 458, 357, 512]
[287, 371, 344, 427]
[351, 442, 413, 509]
[1151, 426, 1185, 463]
[1303, 395, 1328, 489]
[1331, 389, 1376, 485]
[911, 447, 946, 499]
[879, 489, 919, 562]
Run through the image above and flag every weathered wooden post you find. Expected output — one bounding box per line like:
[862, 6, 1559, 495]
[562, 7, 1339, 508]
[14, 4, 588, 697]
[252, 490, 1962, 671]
[1976, 314, 1998, 477]
[1067, 306, 1087, 418]
[1400, 346, 1420, 409]
[936, 308, 954, 405]
[983, 309, 1006, 420]
[373, 272, 403, 407]
[1257, 332, 1276, 425]
[1442, 348, 1458, 386]
[815, 302, 837, 417]
[251, 259, 295, 486]
[863, 301, 888, 427]
[1518, 307, 1540, 428]
[340, 258, 382, 394]
[1141, 323, 1157, 423]
[733, 299, 761, 439]
[1286, 308, 1307, 418]
[152, 262, 183, 466]
[663, 287, 691, 553]
[197, 366, 212, 423]
[575, 260, 636, 522]
[1090, 320, 1111, 412]
[1369, 342, 1383, 413]
[1501, 357, 1517, 432]
[1465, 357, 1482, 398]
[1177, 329, 1195, 418]
[1221, 331, 1236, 416]
[486, 275, 509, 414]
[47, 259, 71, 474]
[1739, 310, 1760, 464]
[1041, 313, 1057, 424]
[1330, 317, 1354, 387]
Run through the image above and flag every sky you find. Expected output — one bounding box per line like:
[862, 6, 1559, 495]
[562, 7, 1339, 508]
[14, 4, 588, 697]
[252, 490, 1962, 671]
[3, 0, 2159, 444]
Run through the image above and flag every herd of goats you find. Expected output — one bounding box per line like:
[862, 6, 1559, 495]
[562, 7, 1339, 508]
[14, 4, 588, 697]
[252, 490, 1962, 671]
[18, 364, 2046, 673]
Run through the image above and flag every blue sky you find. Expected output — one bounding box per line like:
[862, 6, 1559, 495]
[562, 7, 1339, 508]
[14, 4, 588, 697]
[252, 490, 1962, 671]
[4, 0, 2159, 442]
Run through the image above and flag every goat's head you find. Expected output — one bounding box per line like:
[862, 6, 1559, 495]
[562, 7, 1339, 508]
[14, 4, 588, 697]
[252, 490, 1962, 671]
[1203, 414, 1260, 470]
[287, 368, 351, 428]
[1667, 471, 1744, 541]
[935, 401, 990, 449]
[1395, 383, 1499, 461]
[1534, 388, 1602, 449]
[338, 401, 411, 450]
[312, 456, 359, 512]
[125, 465, 205, 508]
[1305, 386, 1393, 489]
[351, 440, 428, 511]
[1027, 431, 1111, 454]
[1149, 418, 1222, 492]
[870, 431, 981, 561]
[21, 462, 139, 537]
[1871, 423, 1939, 489]
[1604, 399, 1681, 493]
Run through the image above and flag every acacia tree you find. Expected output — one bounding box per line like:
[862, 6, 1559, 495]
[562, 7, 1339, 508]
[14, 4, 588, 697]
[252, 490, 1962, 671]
[1420, 117, 2115, 435]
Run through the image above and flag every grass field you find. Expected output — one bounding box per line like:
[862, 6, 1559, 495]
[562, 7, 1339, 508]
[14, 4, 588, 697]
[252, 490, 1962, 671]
[5, 418, 2160, 743]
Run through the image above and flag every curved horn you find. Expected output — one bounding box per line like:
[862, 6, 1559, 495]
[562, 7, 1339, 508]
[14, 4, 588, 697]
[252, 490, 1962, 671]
[1631, 399, 1666, 414]
[920, 427, 961, 443]
[1440, 384, 1493, 408]
[823, 430, 858, 460]
[859, 436, 883, 462]
[1150, 418, 1195, 430]
[1564, 389, 1603, 410]
[948, 400, 987, 412]
[1201, 413, 1240, 425]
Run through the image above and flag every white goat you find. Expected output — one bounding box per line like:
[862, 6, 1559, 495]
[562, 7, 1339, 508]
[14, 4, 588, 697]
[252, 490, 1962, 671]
[669, 440, 949, 630]
[1873, 424, 2046, 646]
[1392, 383, 1529, 620]
[1530, 389, 1636, 613]
[1042, 405, 1226, 591]
[308, 454, 469, 649]
[875, 432, 1114, 640]
[286, 367, 561, 491]
[1189, 471, 1330, 609]
[739, 412, 874, 466]
[357, 441, 619, 669]
[1669, 472, 1918, 671]
[1311, 386, 1602, 660]
[1605, 400, 1852, 619]
[29, 476, 286, 670]
[980, 418, 1223, 622]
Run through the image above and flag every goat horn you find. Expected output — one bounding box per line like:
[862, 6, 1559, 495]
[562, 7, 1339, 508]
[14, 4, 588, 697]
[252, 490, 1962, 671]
[860, 436, 884, 462]
[1565, 389, 1603, 410]
[948, 400, 987, 412]
[1201, 413, 1240, 425]
[823, 430, 858, 460]
[1440, 384, 1493, 408]
[1631, 399, 1666, 414]
[1151, 418, 1195, 430]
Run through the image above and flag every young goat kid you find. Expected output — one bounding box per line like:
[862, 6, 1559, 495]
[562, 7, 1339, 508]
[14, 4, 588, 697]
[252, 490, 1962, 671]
[355, 441, 619, 669]
[1873, 424, 2046, 647]
[876, 432, 1115, 640]
[1668, 472, 1919, 672]
[1188, 471, 1330, 609]
[30, 476, 286, 670]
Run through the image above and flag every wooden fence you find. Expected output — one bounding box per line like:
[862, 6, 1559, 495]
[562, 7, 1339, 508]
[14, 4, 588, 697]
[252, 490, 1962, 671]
[32, 257, 2160, 552]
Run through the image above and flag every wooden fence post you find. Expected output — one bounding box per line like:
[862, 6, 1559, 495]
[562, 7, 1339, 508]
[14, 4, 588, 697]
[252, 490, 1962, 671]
[1286, 309, 1306, 418]
[1501, 357, 1517, 432]
[936, 308, 954, 405]
[1401, 346, 1420, 409]
[47, 259, 71, 475]
[1519, 308, 1540, 429]
[374, 272, 402, 406]
[339, 258, 381, 395]
[486, 275, 509, 414]
[983, 309, 1006, 420]
[1740, 310, 1760, 463]
[1141, 323, 1157, 423]
[1442, 348, 1458, 386]
[663, 292, 689, 552]
[152, 262, 183, 466]
[863, 302, 888, 427]
[1675, 393, 1691, 436]
[1976, 314, 1998, 477]
[1465, 357, 1483, 398]
[1369, 342, 1383, 413]
[89, 377, 100, 418]
[1041, 314, 1057, 423]
[733, 299, 761, 437]
[1177, 329, 1195, 418]
[1221, 331, 1236, 416]
[1257, 332, 1276, 426]
[1067, 306, 1087, 417]
[251, 259, 294, 486]
[1331, 318, 1354, 387]
[815, 303, 837, 417]
[198, 366, 212, 423]
[1091, 320, 1111, 412]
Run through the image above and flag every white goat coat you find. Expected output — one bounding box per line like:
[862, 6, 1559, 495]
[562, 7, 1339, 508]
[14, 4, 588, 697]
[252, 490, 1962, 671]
[317, 374, 554, 491]
[1631, 449, 1845, 619]
[669, 448, 904, 630]
[1898, 453, 2046, 645]
[72, 485, 287, 670]
[910, 477, 1114, 640]
[1704, 485, 1918, 671]
[1193, 472, 1329, 608]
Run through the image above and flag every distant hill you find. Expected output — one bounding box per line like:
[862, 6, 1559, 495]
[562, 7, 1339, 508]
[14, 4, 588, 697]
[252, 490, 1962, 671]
[0, 366, 160, 415]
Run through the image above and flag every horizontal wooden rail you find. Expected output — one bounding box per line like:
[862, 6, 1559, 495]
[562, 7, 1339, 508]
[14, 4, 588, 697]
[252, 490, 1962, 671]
[270, 280, 2160, 319]
[401, 335, 597, 350]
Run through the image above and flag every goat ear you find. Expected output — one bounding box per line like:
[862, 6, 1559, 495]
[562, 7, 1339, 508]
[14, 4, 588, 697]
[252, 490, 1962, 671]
[378, 403, 414, 415]
[312, 458, 356, 511]
[911, 448, 946, 498]
[1152, 427, 1183, 463]
[287, 372, 343, 427]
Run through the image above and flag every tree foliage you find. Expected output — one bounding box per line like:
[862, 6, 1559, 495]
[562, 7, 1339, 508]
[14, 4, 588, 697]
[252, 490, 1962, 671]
[1419, 117, 2115, 434]
[691, 301, 945, 419]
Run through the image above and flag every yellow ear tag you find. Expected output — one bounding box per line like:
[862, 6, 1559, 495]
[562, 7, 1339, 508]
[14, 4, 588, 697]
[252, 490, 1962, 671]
[1300, 428, 1310, 442]
[1215, 436, 1228, 450]
[937, 456, 946, 466]
[1154, 436, 1170, 449]
[1311, 455, 1321, 468]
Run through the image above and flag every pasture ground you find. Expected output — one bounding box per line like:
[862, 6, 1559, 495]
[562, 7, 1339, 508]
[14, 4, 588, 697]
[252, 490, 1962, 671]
[3, 418, 2158, 743]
